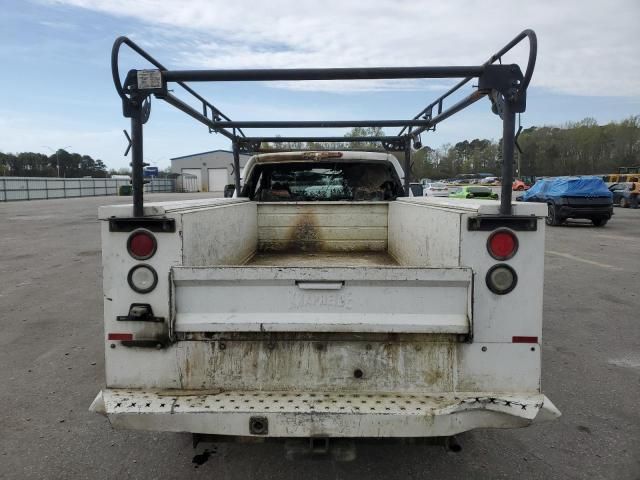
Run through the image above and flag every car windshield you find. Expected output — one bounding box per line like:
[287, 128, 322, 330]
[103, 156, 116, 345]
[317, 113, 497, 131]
[468, 186, 492, 194]
[247, 161, 402, 201]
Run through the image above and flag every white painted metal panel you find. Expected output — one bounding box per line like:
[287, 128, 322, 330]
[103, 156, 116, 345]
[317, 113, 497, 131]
[98, 197, 248, 219]
[181, 202, 258, 266]
[459, 214, 546, 343]
[181, 168, 202, 191]
[388, 201, 462, 267]
[101, 218, 184, 389]
[105, 333, 460, 391]
[207, 168, 228, 192]
[398, 196, 547, 216]
[257, 202, 388, 252]
[170, 338, 458, 392]
[172, 266, 472, 333]
[457, 342, 541, 392]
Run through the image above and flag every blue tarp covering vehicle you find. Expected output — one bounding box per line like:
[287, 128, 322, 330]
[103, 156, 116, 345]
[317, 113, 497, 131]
[519, 176, 613, 227]
[521, 176, 612, 202]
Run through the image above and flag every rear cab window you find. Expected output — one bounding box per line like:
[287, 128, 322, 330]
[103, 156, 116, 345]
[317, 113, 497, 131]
[245, 161, 403, 201]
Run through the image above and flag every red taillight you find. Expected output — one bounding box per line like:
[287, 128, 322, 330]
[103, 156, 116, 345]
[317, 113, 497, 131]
[487, 229, 518, 260]
[127, 230, 157, 260]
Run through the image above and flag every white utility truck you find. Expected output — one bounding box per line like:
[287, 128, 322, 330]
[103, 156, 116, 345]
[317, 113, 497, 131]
[92, 29, 559, 451]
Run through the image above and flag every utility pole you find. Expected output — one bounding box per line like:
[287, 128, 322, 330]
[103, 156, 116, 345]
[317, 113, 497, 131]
[43, 145, 72, 177]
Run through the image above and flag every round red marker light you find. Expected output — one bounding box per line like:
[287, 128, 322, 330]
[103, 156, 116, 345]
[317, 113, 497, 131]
[487, 230, 518, 260]
[127, 230, 157, 260]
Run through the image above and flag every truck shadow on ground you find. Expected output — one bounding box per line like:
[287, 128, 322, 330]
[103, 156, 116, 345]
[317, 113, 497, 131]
[177, 430, 547, 479]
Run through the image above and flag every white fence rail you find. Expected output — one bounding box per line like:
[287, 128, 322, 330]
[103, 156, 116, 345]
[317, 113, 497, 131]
[0, 177, 177, 202]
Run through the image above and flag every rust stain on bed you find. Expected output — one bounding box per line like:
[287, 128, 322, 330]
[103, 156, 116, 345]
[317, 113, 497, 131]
[286, 213, 323, 251]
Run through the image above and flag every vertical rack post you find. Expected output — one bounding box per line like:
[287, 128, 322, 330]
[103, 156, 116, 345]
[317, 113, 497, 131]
[500, 101, 516, 215]
[403, 136, 411, 196]
[131, 105, 144, 217]
[232, 139, 241, 196]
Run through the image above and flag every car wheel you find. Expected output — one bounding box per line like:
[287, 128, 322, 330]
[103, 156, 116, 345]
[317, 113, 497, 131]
[517, 185, 524, 191]
[592, 218, 608, 227]
[620, 197, 628, 208]
[546, 204, 560, 226]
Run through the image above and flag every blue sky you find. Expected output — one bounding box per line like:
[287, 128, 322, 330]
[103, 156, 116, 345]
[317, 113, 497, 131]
[0, 0, 638, 171]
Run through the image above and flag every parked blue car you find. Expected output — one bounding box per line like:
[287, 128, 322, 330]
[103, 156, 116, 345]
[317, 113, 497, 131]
[519, 176, 613, 226]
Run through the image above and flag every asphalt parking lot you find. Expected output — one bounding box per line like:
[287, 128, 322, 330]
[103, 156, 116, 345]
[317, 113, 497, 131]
[1, 194, 639, 480]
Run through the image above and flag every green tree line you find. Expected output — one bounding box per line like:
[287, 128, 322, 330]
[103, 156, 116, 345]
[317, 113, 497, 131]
[0, 149, 109, 178]
[413, 116, 640, 179]
[4, 116, 638, 179]
[265, 117, 640, 180]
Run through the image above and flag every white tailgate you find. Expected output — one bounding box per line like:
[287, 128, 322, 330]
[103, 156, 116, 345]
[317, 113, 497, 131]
[171, 266, 472, 333]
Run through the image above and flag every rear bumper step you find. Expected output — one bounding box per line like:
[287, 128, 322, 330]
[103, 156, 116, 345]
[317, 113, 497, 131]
[91, 389, 560, 437]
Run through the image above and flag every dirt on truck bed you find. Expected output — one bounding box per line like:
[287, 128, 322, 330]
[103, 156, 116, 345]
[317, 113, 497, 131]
[244, 251, 399, 267]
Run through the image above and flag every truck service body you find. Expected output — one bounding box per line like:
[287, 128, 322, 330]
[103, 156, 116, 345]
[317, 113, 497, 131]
[91, 151, 559, 438]
[92, 29, 559, 445]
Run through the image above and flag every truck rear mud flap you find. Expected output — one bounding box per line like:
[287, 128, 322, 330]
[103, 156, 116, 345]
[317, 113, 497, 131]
[91, 389, 560, 438]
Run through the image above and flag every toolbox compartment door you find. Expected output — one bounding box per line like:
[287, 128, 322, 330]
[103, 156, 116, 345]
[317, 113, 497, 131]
[171, 266, 472, 334]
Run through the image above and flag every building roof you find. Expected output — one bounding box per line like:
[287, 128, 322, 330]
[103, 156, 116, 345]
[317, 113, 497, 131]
[170, 149, 251, 161]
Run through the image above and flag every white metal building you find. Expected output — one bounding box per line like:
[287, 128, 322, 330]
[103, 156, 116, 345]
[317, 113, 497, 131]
[170, 150, 250, 193]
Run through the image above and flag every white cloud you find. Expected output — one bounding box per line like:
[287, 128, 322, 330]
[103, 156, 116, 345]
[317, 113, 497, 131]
[49, 0, 639, 96]
[38, 20, 77, 29]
